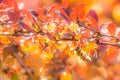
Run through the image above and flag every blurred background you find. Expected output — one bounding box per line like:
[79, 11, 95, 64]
[1, 0, 120, 80]
[17, 0, 120, 26]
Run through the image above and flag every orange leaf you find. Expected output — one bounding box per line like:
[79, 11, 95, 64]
[18, 21, 33, 32]
[46, 32, 55, 40]
[117, 31, 120, 38]
[61, 0, 69, 8]
[88, 10, 98, 22]
[102, 46, 118, 64]
[75, 4, 85, 14]
[75, 4, 85, 20]
[19, 9, 34, 22]
[85, 15, 98, 30]
[3, 0, 19, 21]
[70, 12, 77, 22]
[60, 72, 72, 80]
[107, 22, 116, 36]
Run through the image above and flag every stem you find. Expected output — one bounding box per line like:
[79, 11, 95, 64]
[99, 42, 120, 47]
[12, 52, 33, 78]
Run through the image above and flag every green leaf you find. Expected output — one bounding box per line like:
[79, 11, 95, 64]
[11, 73, 19, 80]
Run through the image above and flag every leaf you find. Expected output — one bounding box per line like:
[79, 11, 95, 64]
[7, 10, 16, 21]
[55, 32, 60, 41]
[29, 10, 39, 17]
[70, 12, 77, 21]
[44, 7, 51, 15]
[60, 72, 72, 80]
[98, 45, 107, 54]
[85, 15, 98, 30]
[12, 0, 19, 20]
[3, 0, 19, 21]
[107, 22, 116, 36]
[18, 21, 33, 32]
[99, 23, 105, 30]
[75, 3, 85, 12]
[0, 36, 11, 45]
[62, 7, 70, 17]
[55, 10, 69, 21]
[11, 73, 19, 80]
[75, 4, 85, 20]
[3, 49, 10, 61]
[102, 46, 118, 64]
[88, 10, 98, 22]
[3, 0, 18, 11]
[81, 30, 92, 38]
[61, 33, 74, 39]
[19, 9, 34, 22]
[117, 31, 120, 38]
[46, 32, 55, 40]
[87, 41, 97, 51]
[60, 8, 71, 22]
[45, 5, 57, 14]
[3, 44, 19, 55]
[0, 0, 2, 3]
[61, 0, 69, 8]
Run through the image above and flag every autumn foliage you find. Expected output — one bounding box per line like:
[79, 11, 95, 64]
[0, 0, 120, 80]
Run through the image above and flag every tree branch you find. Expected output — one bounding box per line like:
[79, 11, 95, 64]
[99, 42, 120, 47]
[0, 33, 35, 37]
[76, 19, 97, 32]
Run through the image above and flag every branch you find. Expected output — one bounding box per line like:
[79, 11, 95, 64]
[60, 38, 78, 41]
[0, 21, 16, 25]
[100, 34, 120, 41]
[12, 52, 33, 78]
[0, 7, 14, 12]
[76, 19, 97, 32]
[76, 19, 120, 48]
[76, 19, 120, 40]
[99, 42, 120, 47]
[0, 33, 35, 37]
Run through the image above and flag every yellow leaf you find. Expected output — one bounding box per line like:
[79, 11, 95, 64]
[60, 72, 72, 80]
[40, 52, 53, 62]
[69, 23, 79, 32]
[87, 41, 97, 50]
[0, 36, 11, 45]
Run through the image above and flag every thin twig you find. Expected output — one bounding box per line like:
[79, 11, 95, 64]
[0, 33, 35, 37]
[99, 42, 120, 47]
[100, 34, 120, 41]
[0, 21, 16, 25]
[12, 52, 33, 78]
[76, 19, 97, 32]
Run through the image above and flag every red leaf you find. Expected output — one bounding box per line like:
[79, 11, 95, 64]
[81, 30, 92, 38]
[18, 21, 33, 32]
[46, 33, 55, 40]
[19, 9, 33, 22]
[61, 0, 69, 8]
[85, 15, 98, 30]
[55, 9, 70, 22]
[7, 11, 15, 21]
[75, 4, 85, 13]
[0, 0, 2, 3]
[62, 7, 70, 17]
[29, 10, 39, 17]
[70, 12, 77, 22]
[117, 31, 120, 38]
[62, 33, 73, 39]
[107, 22, 116, 36]
[55, 10, 68, 21]
[75, 4, 85, 20]
[101, 46, 118, 64]
[70, 4, 85, 21]
[3, 0, 19, 21]
[88, 10, 98, 22]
